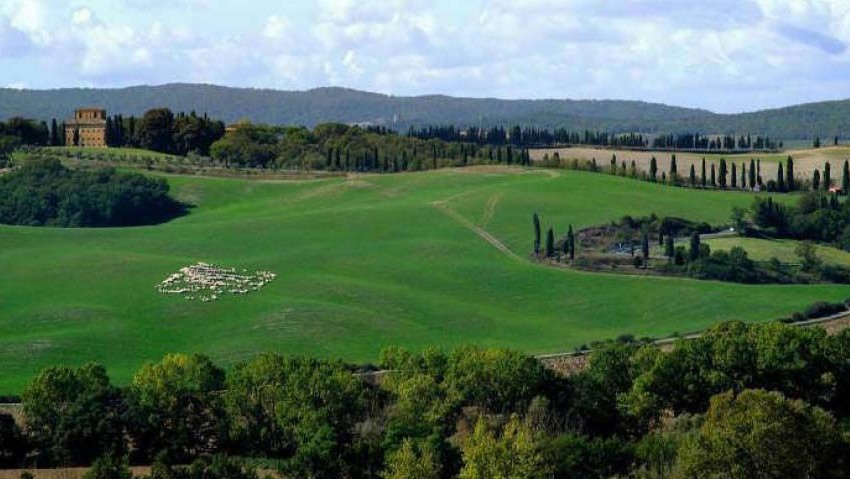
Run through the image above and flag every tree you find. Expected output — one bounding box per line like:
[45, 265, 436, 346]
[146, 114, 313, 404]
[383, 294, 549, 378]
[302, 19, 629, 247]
[665, 233, 674, 260]
[83, 454, 132, 479]
[459, 416, 551, 479]
[824, 162, 832, 191]
[689, 164, 696, 187]
[741, 163, 747, 189]
[813, 169, 821, 191]
[787, 156, 795, 191]
[710, 163, 716, 187]
[128, 353, 225, 463]
[777, 162, 785, 192]
[731, 162, 737, 188]
[567, 225, 576, 261]
[814, 136, 821, 148]
[689, 232, 701, 261]
[718, 159, 727, 188]
[842, 160, 849, 195]
[383, 439, 441, 479]
[22, 363, 126, 466]
[749, 158, 756, 189]
[649, 157, 658, 182]
[701, 158, 707, 187]
[669, 155, 677, 183]
[532, 213, 541, 256]
[49, 119, 59, 146]
[641, 232, 649, 268]
[138, 108, 176, 153]
[545, 228, 555, 258]
[676, 390, 842, 479]
[795, 241, 821, 273]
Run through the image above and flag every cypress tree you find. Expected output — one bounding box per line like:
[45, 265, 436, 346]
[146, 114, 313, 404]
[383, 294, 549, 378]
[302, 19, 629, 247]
[670, 154, 677, 178]
[568, 225, 575, 261]
[777, 163, 785, 192]
[533, 213, 541, 256]
[757, 159, 762, 185]
[731, 163, 737, 188]
[689, 164, 696, 187]
[813, 169, 821, 191]
[689, 232, 701, 261]
[719, 159, 727, 188]
[545, 228, 555, 258]
[824, 162, 832, 191]
[650, 157, 658, 182]
[701, 158, 707, 187]
[749, 158, 756, 188]
[843, 160, 850, 195]
[49, 119, 59, 146]
[641, 232, 650, 268]
[786, 156, 795, 191]
[665, 233, 675, 260]
[710, 163, 716, 187]
[741, 163, 746, 189]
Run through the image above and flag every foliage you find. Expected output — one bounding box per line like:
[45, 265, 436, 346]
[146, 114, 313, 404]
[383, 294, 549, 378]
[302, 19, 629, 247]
[0, 157, 184, 227]
[128, 354, 226, 464]
[676, 389, 845, 479]
[382, 439, 441, 479]
[83, 454, 132, 479]
[458, 415, 552, 479]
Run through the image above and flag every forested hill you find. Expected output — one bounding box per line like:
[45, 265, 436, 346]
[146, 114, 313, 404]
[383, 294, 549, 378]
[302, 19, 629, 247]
[1, 83, 849, 139]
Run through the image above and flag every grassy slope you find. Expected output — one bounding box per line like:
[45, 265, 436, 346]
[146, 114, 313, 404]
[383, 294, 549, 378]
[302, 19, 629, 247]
[0, 167, 845, 393]
[705, 236, 850, 267]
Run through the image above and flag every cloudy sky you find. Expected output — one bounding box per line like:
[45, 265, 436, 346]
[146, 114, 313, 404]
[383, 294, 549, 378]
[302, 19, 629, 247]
[1, 0, 849, 112]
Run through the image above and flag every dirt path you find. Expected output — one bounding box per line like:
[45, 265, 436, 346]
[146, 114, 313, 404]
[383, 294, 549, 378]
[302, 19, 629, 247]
[480, 193, 503, 227]
[431, 201, 522, 262]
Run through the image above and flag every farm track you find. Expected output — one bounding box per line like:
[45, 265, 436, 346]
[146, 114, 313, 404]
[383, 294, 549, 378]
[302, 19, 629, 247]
[430, 200, 523, 262]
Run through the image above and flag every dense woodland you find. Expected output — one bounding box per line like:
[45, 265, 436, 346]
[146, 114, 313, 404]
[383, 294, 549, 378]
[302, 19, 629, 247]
[2, 84, 850, 139]
[0, 158, 184, 227]
[2, 321, 850, 478]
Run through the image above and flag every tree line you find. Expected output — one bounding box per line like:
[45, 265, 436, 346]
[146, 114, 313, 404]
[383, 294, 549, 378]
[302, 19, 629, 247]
[3, 320, 850, 478]
[409, 125, 780, 151]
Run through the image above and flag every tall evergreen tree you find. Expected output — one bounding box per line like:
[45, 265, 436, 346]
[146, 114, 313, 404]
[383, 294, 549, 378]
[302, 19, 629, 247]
[813, 169, 821, 191]
[718, 159, 727, 188]
[824, 162, 832, 191]
[49, 119, 59, 146]
[731, 163, 737, 188]
[701, 158, 707, 187]
[741, 163, 746, 189]
[665, 233, 675, 260]
[545, 228, 555, 258]
[786, 156, 795, 191]
[649, 157, 658, 182]
[710, 163, 716, 187]
[843, 160, 850, 195]
[641, 232, 650, 268]
[749, 159, 756, 189]
[689, 164, 696, 187]
[689, 232, 701, 261]
[757, 159, 762, 185]
[777, 163, 785, 192]
[670, 154, 678, 179]
[532, 213, 541, 256]
[567, 225, 575, 261]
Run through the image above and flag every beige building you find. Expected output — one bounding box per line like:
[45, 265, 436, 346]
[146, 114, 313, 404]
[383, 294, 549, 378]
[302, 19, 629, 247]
[65, 108, 107, 147]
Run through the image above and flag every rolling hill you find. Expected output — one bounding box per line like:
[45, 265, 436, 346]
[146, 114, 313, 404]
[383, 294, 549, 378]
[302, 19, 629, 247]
[1, 83, 849, 139]
[0, 166, 845, 393]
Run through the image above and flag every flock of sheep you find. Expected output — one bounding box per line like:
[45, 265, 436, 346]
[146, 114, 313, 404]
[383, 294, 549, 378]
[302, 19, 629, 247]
[156, 262, 276, 302]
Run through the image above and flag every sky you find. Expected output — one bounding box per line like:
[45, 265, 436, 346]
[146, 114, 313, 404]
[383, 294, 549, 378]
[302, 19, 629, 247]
[1, 0, 849, 113]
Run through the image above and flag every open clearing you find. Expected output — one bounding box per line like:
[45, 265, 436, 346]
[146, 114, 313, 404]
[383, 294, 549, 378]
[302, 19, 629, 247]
[0, 166, 846, 393]
[531, 146, 850, 184]
[704, 236, 850, 267]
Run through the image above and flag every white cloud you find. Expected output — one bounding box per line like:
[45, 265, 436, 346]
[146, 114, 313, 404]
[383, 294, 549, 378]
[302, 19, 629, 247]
[0, 0, 849, 112]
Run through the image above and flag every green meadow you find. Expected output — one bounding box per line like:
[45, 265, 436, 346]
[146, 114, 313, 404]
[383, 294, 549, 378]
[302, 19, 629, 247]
[1, 166, 846, 393]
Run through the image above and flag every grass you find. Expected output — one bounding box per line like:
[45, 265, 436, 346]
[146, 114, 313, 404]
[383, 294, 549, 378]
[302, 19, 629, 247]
[704, 236, 850, 267]
[0, 166, 846, 393]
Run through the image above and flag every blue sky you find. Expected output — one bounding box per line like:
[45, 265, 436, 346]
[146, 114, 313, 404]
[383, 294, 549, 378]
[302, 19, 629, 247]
[1, 0, 849, 113]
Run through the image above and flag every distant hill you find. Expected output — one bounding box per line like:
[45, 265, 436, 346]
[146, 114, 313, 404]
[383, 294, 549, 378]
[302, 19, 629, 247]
[1, 83, 848, 140]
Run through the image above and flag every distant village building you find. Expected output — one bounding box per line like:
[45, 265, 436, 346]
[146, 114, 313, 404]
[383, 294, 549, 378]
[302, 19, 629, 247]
[65, 108, 107, 147]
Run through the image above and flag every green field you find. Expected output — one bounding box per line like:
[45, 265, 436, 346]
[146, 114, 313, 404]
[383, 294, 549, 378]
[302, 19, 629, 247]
[1, 166, 846, 393]
[705, 236, 850, 267]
